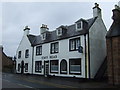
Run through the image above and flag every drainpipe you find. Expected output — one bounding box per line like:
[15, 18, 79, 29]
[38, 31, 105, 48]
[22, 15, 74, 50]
[88, 33, 91, 79]
[84, 34, 87, 78]
[32, 46, 34, 74]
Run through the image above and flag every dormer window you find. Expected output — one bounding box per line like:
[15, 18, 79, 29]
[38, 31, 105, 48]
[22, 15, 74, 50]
[76, 21, 83, 31]
[41, 33, 46, 40]
[57, 28, 62, 36]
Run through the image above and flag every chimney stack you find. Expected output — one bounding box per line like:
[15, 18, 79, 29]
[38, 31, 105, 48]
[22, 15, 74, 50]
[23, 26, 30, 36]
[93, 3, 102, 18]
[40, 24, 49, 34]
[112, 5, 120, 23]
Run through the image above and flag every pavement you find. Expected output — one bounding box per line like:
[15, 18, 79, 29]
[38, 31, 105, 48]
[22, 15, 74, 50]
[2, 72, 120, 89]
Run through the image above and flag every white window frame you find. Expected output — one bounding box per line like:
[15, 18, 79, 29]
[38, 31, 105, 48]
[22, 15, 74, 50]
[57, 28, 62, 36]
[42, 33, 46, 40]
[76, 21, 83, 31]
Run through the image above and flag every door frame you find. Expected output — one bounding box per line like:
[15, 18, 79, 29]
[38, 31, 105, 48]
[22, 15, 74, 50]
[44, 60, 49, 77]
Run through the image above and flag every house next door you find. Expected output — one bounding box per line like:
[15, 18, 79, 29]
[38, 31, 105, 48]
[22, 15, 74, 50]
[44, 61, 49, 77]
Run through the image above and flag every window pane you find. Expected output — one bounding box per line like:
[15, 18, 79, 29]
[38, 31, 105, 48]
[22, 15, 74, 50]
[50, 60, 58, 72]
[69, 59, 81, 74]
[18, 51, 21, 58]
[76, 38, 80, 49]
[77, 23, 81, 29]
[25, 49, 29, 58]
[70, 40, 75, 50]
[55, 43, 58, 52]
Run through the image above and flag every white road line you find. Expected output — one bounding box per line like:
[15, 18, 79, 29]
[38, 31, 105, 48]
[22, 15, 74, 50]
[2, 79, 34, 88]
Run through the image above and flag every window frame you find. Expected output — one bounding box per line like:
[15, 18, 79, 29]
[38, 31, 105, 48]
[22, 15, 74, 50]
[18, 51, 21, 59]
[60, 59, 67, 74]
[69, 58, 81, 75]
[69, 37, 80, 51]
[35, 61, 42, 73]
[25, 63, 28, 72]
[76, 21, 83, 31]
[50, 42, 59, 54]
[50, 60, 59, 73]
[36, 46, 42, 55]
[25, 49, 29, 58]
[57, 28, 62, 36]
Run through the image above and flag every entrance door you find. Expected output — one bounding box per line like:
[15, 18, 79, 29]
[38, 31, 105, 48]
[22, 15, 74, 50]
[21, 61, 24, 74]
[44, 61, 49, 77]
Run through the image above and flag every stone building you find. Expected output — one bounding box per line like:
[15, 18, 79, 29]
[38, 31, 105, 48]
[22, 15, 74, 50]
[106, 4, 120, 85]
[0, 45, 14, 72]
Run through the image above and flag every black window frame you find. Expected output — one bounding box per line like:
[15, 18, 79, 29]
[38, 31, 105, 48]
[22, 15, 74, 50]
[50, 60, 59, 73]
[69, 37, 80, 51]
[25, 49, 29, 58]
[18, 51, 21, 59]
[25, 63, 28, 72]
[36, 46, 42, 55]
[35, 61, 42, 73]
[60, 59, 67, 74]
[69, 58, 81, 75]
[50, 42, 59, 54]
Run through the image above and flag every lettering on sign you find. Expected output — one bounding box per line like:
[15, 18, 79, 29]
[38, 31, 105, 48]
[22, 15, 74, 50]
[41, 56, 48, 59]
[41, 55, 57, 59]
[49, 55, 57, 59]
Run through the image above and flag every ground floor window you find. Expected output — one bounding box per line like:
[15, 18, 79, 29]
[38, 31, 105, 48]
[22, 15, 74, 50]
[18, 63, 20, 71]
[50, 60, 58, 73]
[35, 61, 42, 73]
[25, 63, 28, 72]
[69, 58, 81, 75]
[60, 59, 67, 74]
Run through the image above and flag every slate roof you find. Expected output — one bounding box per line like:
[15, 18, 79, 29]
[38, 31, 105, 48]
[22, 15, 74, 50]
[106, 22, 120, 38]
[106, 9, 120, 38]
[27, 17, 97, 46]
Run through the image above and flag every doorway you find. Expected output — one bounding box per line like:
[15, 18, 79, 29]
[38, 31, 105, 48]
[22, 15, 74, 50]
[44, 61, 49, 77]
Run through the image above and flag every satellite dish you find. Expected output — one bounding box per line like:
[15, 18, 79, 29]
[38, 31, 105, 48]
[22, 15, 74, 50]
[78, 46, 83, 53]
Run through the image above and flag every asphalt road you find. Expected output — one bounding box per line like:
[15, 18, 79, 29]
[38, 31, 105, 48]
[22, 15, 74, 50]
[2, 72, 119, 89]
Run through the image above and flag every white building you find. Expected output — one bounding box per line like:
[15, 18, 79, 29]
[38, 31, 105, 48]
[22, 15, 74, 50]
[16, 3, 107, 79]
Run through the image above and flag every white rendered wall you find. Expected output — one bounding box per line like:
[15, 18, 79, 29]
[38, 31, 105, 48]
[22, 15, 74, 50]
[16, 35, 33, 74]
[89, 17, 107, 78]
[33, 35, 87, 78]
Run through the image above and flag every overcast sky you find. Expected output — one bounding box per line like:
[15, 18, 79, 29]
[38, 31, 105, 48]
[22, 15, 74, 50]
[2, 1, 118, 57]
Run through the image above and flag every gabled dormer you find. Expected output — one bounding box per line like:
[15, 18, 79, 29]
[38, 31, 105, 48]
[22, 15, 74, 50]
[40, 24, 49, 40]
[75, 18, 88, 31]
[56, 25, 67, 37]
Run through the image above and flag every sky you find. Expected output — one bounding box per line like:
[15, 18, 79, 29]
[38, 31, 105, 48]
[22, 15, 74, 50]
[1, 1, 119, 57]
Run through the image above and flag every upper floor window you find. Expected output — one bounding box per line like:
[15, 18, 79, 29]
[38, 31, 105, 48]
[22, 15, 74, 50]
[50, 42, 59, 54]
[76, 21, 83, 31]
[69, 37, 80, 51]
[57, 28, 62, 36]
[18, 51, 21, 59]
[42, 33, 46, 40]
[25, 49, 29, 58]
[36, 46, 42, 55]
